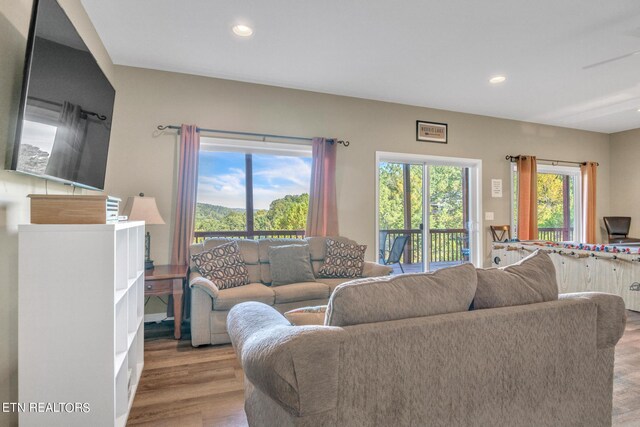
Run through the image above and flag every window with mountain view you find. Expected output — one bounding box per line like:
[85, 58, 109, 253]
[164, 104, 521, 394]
[194, 139, 312, 240]
[512, 164, 581, 242]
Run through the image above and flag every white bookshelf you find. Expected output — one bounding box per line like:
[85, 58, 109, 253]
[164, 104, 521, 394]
[18, 221, 145, 427]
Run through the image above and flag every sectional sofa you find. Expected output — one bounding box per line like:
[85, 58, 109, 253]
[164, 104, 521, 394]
[189, 236, 392, 346]
[228, 252, 627, 426]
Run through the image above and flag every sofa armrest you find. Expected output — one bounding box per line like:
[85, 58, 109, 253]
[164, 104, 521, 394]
[361, 261, 393, 277]
[559, 292, 626, 349]
[188, 271, 219, 300]
[228, 302, 344, 417]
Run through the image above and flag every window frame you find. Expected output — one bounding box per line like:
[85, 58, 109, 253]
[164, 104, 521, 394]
[510, 163, 582, 241]
[197, 137, 312, 237]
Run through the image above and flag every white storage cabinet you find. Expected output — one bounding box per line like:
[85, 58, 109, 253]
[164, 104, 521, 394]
[19, 221, 145, 427]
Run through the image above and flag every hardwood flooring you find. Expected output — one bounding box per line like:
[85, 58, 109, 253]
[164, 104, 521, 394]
[612, 310, 640, 426]
[129, 311, 640, 426]
[127, 321, 246, 426]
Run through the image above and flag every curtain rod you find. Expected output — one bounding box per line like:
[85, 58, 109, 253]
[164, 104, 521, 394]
[505, 155, 598, 167]
[157, 125, 350, 147]
[29, 96, 107, 121]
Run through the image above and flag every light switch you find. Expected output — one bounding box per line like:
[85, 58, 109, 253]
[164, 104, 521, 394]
[485, 212, 495, 221]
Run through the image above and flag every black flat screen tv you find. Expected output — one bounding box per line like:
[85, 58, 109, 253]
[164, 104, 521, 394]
[7, 0, 116, 191]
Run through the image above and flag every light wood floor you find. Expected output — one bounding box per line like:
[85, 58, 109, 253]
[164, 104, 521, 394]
[129, 311, 640, 427]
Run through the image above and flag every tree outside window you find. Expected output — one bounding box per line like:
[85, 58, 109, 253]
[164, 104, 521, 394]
[512, 164, 580, 242]
[194, 140, 312, 238]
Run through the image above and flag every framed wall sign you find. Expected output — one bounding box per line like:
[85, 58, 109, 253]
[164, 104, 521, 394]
[416, 121, 447, 144]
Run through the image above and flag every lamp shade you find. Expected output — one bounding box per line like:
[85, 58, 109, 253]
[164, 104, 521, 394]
[123, 195, 165, 225]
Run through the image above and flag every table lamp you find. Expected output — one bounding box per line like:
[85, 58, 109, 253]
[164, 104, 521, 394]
[123, 193, 165, 269]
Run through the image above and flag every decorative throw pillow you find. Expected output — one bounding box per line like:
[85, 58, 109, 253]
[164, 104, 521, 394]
[474, 249, 558, 309]
[268, 244, 316, 286]
[284, 305, 327, 326]
[318, 238, 367, 278]
[191, 241, 249, 290]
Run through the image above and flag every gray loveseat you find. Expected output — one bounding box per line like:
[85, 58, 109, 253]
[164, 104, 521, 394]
[228, 257, 626, 426]
[189, 236, 392, 346]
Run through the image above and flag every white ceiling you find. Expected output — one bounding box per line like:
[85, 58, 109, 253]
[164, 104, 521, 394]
[81, 0, 640, 134]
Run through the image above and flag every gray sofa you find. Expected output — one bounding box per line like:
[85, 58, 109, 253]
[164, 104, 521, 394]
[228, 259, 626, 426]
[189, 236, 392, 346]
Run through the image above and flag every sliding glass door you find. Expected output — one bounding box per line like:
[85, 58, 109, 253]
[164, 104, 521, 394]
[377, 153, 481, 273]
[378, 162, 424, 272]
[426, 165, 470, 271]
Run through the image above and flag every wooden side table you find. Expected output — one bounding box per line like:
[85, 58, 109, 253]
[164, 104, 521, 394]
[144, 265, 188, 339]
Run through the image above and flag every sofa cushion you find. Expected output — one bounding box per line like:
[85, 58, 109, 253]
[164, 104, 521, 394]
[273, 282, 330, 304]
[306, 236, 328, 261]
[315, 277, 352, 293]
[325, 263, 477, 327]
[318, 238, 367, 278]
[474, 250, 558, 310]
[284, 305, 327, 326]
[268, 244, 316, 286]
[258, 238, 305, 262]
[191, 241, 249, 290]
[214, 283, 275, 311]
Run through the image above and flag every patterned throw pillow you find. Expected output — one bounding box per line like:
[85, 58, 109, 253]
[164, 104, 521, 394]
[318, 238, 367, 278]
[191, 241, 249, 290]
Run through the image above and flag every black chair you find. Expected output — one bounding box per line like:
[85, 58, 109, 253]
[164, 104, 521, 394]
[382, 235, 410, 273]
[603, 217, 640, 244]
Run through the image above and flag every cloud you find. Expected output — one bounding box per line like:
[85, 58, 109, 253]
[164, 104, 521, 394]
[197, 157, 312, 209]
[253, 156, 311, 188]
[197, 168, 246, 208]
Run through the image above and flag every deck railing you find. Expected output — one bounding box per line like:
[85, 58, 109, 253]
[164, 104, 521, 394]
[194, 230, 305, 243]
[380, 228, 469, 265]
[195, 228, 469, 265]
[538, 227, 574, 242]
[194, 227, 572, 266]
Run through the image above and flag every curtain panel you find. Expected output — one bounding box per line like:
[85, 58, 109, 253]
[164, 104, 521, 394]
[171, 124, 200, 265]
[168, 124, 200, 319]
[45, 101, 87, 181]
[516, 155, 538, 240]
[306, 137, 339, 237]
[581, 161, 598, 243]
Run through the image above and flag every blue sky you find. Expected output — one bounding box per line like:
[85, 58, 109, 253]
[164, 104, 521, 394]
[197, 151, 312, 209]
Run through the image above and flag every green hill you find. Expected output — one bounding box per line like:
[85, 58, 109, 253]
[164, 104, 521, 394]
[195, 194, 309, 232]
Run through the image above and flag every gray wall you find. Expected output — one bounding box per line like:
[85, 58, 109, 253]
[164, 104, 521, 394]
[610, 128, 640, 237]
[106, 66, 612, 313]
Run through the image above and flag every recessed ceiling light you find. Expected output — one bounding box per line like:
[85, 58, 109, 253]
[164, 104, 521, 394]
[232, 24, 253, 37]
[489, 75, 506, 84]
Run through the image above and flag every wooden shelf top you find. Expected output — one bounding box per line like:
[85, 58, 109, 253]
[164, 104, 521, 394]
[145, 264, 188, 280]
[27, 194, 109, 200]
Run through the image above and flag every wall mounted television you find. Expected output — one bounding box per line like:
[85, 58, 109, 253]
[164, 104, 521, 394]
[6, 0, 116, 191]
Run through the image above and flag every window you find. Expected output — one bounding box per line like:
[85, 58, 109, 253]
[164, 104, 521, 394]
[512, 164, 581, 242]
[195, 138, 312, 240]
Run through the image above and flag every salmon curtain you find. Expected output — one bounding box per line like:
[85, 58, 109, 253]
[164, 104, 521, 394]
[168, 124, 200, 320]
[581, 161, 598, 244]
[517, 155, 538, 240]
[306, 137, 339, 237]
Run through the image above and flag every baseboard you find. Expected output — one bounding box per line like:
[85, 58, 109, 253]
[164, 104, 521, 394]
[144, 313, 174, 323]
